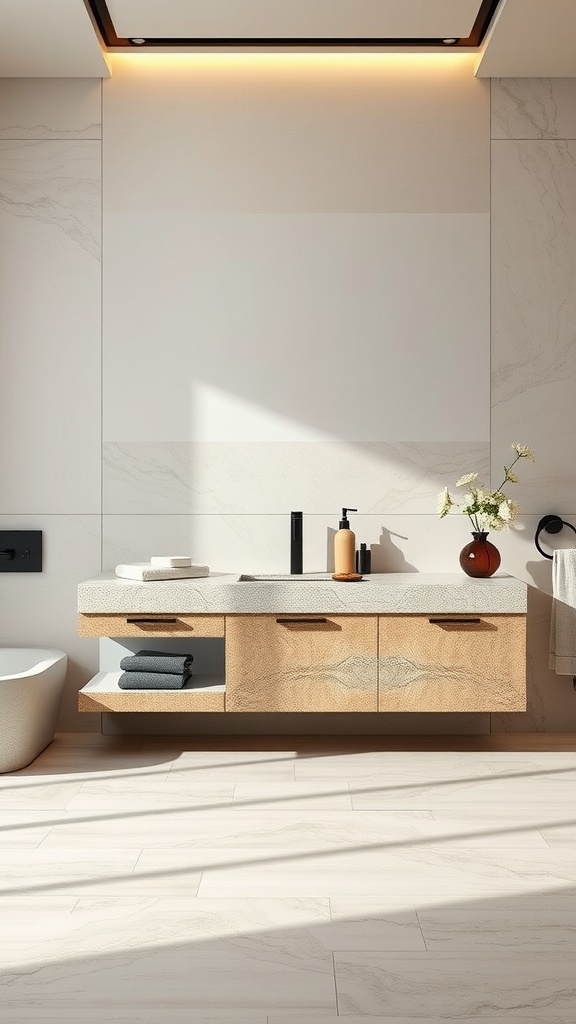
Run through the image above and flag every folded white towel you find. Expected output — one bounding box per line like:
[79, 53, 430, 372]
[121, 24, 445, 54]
[549, 549, 576, 675]
[150, 556, 192, 567]
[115, 563, 209, 582]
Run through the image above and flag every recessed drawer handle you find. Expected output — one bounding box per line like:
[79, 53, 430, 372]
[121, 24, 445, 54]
[126, 617, 179, 625]
[428, 617, 481, 625]
[276, 617, 328, 625]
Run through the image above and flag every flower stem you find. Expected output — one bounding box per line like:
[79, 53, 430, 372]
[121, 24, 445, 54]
[495, 453, 521, 494]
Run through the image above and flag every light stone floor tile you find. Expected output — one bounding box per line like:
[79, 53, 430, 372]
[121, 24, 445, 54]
[418, 905, 576, 950]
[3, 743, 576, 1018]
[0, 810, 58, 847]
[327, 899, 425, 951]
[0, 1015, 265, 1023]
[0, 896, 336, 1012]
[0, 848, 142, 897]
[293, 755, 542, 779]
[349, 774, 576, 808]
[334, 951, 576, 1016]
[197, 846, 576, 898]
[36, 808, 547, 851]
[0, 936, 336, 1013]
[233, 781, 353, 809]
[270, 1017, 576, 1024]
[0, 779, 84, 810]
[64, 778, 235, 811]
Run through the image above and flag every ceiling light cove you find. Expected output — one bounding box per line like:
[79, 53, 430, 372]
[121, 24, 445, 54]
[87, 0, 503, 49]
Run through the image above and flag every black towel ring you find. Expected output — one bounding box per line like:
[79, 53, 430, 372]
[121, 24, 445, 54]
[534, 514, 576, 559]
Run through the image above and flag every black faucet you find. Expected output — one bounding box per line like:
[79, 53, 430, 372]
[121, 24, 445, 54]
[290, 511, 303, 574]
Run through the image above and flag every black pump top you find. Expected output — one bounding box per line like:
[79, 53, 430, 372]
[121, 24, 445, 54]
[339, 508, 357, 529]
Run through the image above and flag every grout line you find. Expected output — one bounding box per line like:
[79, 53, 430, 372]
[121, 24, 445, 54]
[489, 75, 493, 740]
[100, 76, 104, 576]
[332, 950, 340, 1016]
[415, 908, 428, 951]
[539, 831, 553, 850]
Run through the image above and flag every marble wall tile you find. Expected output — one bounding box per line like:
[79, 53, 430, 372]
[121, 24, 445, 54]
[492, 78, 576, 140]
[103, 441, 489, 516]
[491, 140, 576, 515]
[0, 79, 102, 140]
[0, 514, 101, 733]
[103, 212, 489, 444]
[102, 512, 475, 575]
[0, 139, 101, 513]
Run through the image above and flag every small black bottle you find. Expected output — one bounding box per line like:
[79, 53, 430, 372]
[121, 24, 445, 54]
[355, 543, 371, 574]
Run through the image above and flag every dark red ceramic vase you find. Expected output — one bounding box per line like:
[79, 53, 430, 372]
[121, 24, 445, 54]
[459, 531, 501, 578]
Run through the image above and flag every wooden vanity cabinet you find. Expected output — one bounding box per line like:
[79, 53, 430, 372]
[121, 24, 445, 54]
[378, 614, 526, 713]
[78, 613, 225, 638]
[225, 614, 378, 712]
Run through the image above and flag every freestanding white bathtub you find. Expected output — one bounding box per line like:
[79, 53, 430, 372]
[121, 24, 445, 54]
[0, 648, 67, 772]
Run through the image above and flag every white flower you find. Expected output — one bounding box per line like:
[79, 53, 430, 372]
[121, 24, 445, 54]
[505, 470, 519, 483]
[512, 443, 536, 462]
[455, 472, 479, 487]
[437, 487, 453, 517]
[498, 500, 513, 522]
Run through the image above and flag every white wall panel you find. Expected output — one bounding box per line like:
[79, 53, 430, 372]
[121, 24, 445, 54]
[0, 139, 101, 513]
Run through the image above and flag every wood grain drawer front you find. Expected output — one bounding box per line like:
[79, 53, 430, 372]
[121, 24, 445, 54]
[226, 615, 378, 712]
[78, 614, 225, 638]
[378, 614, 526, 713]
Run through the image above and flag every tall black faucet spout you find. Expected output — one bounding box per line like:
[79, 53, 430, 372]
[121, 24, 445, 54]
[290, 511, 303, 574]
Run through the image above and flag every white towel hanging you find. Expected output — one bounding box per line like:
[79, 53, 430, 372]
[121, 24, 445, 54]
[549, 549, 576, 675]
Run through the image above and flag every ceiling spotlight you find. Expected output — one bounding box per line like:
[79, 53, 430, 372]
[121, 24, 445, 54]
[130, 38, 146, 45]
[442, 38, 458, 44]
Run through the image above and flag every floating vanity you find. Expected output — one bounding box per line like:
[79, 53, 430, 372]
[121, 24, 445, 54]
[77, 573, 527, 715]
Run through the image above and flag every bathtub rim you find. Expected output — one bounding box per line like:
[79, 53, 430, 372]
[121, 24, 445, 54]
[0, 647, 67, 682]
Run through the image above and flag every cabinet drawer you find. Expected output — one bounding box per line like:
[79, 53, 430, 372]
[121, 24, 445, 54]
[78, 613, 225, 638]
[226, 614, 377, 712]
[378, 614, 526, 713]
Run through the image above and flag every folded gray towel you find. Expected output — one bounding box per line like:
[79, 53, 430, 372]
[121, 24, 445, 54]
[119, 650, 194, 674]
[118, 671, 191, 690]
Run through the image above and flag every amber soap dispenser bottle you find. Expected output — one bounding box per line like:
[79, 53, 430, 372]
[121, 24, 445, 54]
[334, 508, 357, 574]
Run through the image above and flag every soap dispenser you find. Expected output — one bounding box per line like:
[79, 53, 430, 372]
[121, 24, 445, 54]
[334, 508, 357, 574]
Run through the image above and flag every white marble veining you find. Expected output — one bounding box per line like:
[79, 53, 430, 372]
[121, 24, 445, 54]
[334, 951, 576, 1017]
[0, 140, 101, 515]
[491, 139, 576, 515]
[3, 737, 576, 1018]
[103, 441, 490, 516]
[417, 904, 576, 950]
[492, 78, 576, 140]
[0, 140, 100, 255]
[77, 571, 527, 615]
[0, 78, 102, 140]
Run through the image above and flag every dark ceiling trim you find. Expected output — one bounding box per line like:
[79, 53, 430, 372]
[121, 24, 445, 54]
[86, 0, 503, 49]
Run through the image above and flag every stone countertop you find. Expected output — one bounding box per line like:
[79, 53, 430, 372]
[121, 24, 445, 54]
[77, 573, 527, 615]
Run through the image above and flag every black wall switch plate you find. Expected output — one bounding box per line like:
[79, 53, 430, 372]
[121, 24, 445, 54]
[0, 531, 42, 572]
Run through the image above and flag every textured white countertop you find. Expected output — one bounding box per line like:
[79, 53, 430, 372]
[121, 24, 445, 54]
[77, 573, 527, 615]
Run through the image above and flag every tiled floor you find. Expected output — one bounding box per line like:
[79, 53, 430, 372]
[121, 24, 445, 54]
[2, 734, 576, 1022]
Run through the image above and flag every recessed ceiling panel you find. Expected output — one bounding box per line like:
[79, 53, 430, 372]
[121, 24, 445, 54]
[0, 0, 108, 76]
[476, 0, 576, 76]
[107, 0, 482, 41]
